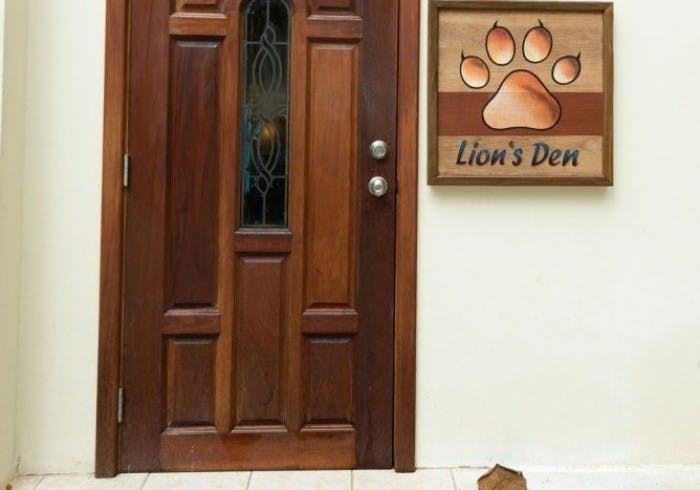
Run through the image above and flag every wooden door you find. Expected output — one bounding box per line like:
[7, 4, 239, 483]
[120, 0, 398, 471]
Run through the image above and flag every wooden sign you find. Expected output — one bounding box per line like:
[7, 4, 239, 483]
[428, 1, 613, 185]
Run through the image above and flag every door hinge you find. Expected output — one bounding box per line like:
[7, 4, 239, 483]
[117, 387, 124, 424]
[122, 153, 130, 188]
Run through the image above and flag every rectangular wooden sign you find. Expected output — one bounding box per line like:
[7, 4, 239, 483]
[428, 1, 613, 185]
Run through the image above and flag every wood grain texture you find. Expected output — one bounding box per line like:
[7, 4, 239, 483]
[159, 428, 356, 470]
[428, 0, 440, 186]
[438, 10, 604, 93]
[307, 0, 356, 15]
[119, 0, 170, 472]
[235, 256, 286, 426]
[304, 42, 358, 310]
[394, 0, 419, 473]
[169, 16, 230, 37]
[305, 17, 363, 40]
[95, 0, 128, 477]
[167, 39, 221, 308]
[214, 14, 239, 436]
[438, 93, 604, 136]
[438, 135, 605, 179]
[427, 1, 614, 186]
[430, 1, 612, 10]
[354, 0, 398, 469]
[602, 3, 614, 186]
[234, 230, 293, 253]
[124, 0, 397, 471]
[162, 308, 221, 335]
[100, 0, 411, 474]
[166, 338, 216, 427]
[174, 0, 228, 14]
[305, 337, 354, 425]
[302, 309, 358, 334]
[177, 0, 217, 6]
[284, 0, 308, 447]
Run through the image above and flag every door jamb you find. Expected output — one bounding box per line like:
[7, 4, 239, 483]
[95, 0, 419, 476]
[393, 0, 419, 474]
[95, 0, 128, 477]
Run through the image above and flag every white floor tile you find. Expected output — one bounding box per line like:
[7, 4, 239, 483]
[353, 469, 454, 490]
[142, 472, 250, 490]
[8, 475, 44, 490]
[452, 468, 490, 490]
[35, 474, 147, 490]
[523, 467, 700, 490]
[17, 466, 700, 490]
[249, 470, 351, 490]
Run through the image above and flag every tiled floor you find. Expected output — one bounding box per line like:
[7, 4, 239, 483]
[8, 469, 476, 490]
[9, 466, 700, 489]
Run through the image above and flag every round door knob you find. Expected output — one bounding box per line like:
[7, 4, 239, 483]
[369, 140, 389, 160]
[368, 176, 389, 197]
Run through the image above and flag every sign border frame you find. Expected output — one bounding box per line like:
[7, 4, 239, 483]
[427, 0, 614, 186]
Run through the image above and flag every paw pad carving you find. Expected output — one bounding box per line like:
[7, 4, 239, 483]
[460, 20, 582, 131]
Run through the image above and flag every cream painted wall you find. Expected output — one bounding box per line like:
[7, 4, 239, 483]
[417, 0, 700, 468]
[0, 0, 4, 124]
[0, 0, 26, 484]
[15, 0, 105, 474]
[9, 0, 700, 475]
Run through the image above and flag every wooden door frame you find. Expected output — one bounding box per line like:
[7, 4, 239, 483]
[95, 0, 418, 476]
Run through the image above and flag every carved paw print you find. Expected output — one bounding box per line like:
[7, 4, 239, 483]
[460, 20, 582, 131]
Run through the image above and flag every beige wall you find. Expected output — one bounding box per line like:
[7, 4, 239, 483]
[0, 0, 26, 484]
[15, 0, 105, 474]
[417, 0, 700, 468]
[8, 0, 700, 475]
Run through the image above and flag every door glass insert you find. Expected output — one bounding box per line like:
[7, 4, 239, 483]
[240, 0, 291, 227]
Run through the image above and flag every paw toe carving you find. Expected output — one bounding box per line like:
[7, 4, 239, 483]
[486, 22, 516, 66]
[552, 53, 582, 85]
[460, 54, 489, 89]
[459, 19, 582, 131]
[523, 20, 553, 64]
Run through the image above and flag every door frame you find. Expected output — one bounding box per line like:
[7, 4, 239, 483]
[95, 0, 419, 476]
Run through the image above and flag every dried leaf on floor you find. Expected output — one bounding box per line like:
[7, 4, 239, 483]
[478, 464, 527, 490]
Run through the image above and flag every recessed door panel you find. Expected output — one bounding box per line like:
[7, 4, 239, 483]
[304, 336, 354, 426]
[235, 255, 286, 427]
[167, 39, 221, 308]
[166, 337, 217, 427]
[304, 43, 358, 311]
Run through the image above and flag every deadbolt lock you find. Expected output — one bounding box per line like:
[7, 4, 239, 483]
[369, 140, 389, 160]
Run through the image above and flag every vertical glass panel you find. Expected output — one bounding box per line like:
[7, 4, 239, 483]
[241, 0, 290, 227]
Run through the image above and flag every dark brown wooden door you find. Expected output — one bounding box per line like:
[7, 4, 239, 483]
[120, 0, 398, 471]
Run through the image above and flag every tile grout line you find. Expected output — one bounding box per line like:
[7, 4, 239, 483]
[350, 469, 354, 490]
[33, 475, 45, 490]
[245, 471, 253, 490]
[139, 473, 151, 490]
[450, 468, 458, 490]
